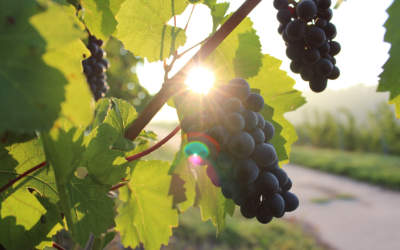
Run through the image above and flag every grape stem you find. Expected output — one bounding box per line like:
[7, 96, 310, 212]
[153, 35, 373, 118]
[52, 242, 65, 250]
[123, 0, 263, 141]
[288, 0, 298, 8]
[0, 161, 47, 194]
[0, 125, 181, 195]
[185, 5, 196, 31]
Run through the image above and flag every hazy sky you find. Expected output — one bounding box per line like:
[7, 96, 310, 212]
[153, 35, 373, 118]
[136, 0, 394, 122]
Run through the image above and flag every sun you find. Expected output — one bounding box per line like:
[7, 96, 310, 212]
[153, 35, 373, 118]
[185, 67, 215, 94]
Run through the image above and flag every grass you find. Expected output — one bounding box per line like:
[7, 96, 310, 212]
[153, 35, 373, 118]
[290, 146, 400, 189]
[163, 207, 326, 250]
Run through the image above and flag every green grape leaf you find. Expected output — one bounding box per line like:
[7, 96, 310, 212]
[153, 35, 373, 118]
[210, 2, 230, 33]
[116, 160, 179, 250]
[81, 123, 129, 185]
[333, 0, 346, 9]
[59, 176, 115, 248]
[0, 191, 64, 250]
[92, 98, 111, 130]
[41, 118, 85, 185]
[378, 0, 400, 118]
[80, 0, 124, 40]
[0, 133, 58, 203]
[104, 98, 138, 151]
[247, 55, 306, 162]
[204, 14, 262, 84]
[203, 0, 216, 8]
[138, 130, 157, 141]
[168, 136, 197, 212]
[193, 165, 236, 233]
[116, 0, 188, 62]
[101, 231, 118, 249]
[43, 39, 94, 128]
[0, 0, 87, 133]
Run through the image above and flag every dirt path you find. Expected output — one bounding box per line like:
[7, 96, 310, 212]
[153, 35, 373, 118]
[284, 163, 400, 250]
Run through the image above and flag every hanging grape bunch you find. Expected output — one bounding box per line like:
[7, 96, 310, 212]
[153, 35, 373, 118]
[82, 35, 110, 101]
[275, 0, 341, 93]
[180, 78, 299, 224]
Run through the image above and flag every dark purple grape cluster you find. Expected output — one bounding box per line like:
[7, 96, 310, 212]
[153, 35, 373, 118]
[82, 35, 110, 101]
[274, 0, 341, 93]
[180, 78, 299, 224]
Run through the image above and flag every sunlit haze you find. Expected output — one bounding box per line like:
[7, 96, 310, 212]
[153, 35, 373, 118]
[137, 0, 394, 122]
[185, 67, 215, 94]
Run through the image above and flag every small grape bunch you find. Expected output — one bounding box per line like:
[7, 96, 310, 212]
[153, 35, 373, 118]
[82, 35, 110, 101]
[180, 78, 299, 224]
[274, 0, 341, 93]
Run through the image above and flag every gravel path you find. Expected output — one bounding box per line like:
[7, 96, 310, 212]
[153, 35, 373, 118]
[284, 163, 400, 250]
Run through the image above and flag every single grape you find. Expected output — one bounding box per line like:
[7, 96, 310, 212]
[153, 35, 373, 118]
[228, 131, 255, 158]
[302, 49, 321, 65]
[90, 83, 97, 93]
[243, 93, 265, 112]
[241, 184, 257, 197]
[318, 42, 330, 55]
[318, 9, 332, 22]
[233, 193, 246, 206]
[286, 42, 305, 61]
[300, 64, 315, 81]
[305, 27, 326, 48]
[315, 59, 333, 77]
[256, 113, 265, 130]
[181, 115, 197, 133]
[241, 110, 258, 131]
[88, 57, 97, 66]
[218, 151, 236, 169]
[196, 113, 214, 129]
[240, 201, 257, 219]
[94, 91, 104, 101]
[317, 0, 331, 10]
[315, 18, 326, 28]
[249, 128, 265, 145]
[226, 78, 251, 102]
[331, 56, 336, 65]
[262, 193, 285, 216]
[95, 78, 107, 89]
[329, 41, 341, 56]
[233, 158, 260, 184]
[289, 61, 302, 74]
[83, 64, 92, 75]
[275, 210, 285, 218]
[263, 121, 275, 142]
[269, 168, 288, 187]
[95, 39, 104, 47]
[208, 107, 226, 125]
[255, 172, 279, 196]
[94, 48, 106, 60]
[277, 9, 292, 24]
[251, 143, 277, 168]
[278, 24, 286, 34]
[87, 42, 99, 55]
[221, 179, 240, 199]
[309, 75, 328, 92]
[224, 113, 245, 134]
[296, 0, 317, 20]
[209, 125, 230, 146]
[281, 192, 299, 212]
[282, 30, 295, 44]
[256, 208, 273, 224]
[322, 54, 332, 61]
[92, 63, 106, 76]
[327, 65, 340, 80]
[273, 0, 289, 10]
[98, 73, 107, 80]
[286, 19, 307, 41]
[99, 58, 110, 69]
[324, 22, 337, 39]
[260, 156, 279, 172]
[281, 177, 292, 192]
[223, 98, 244, 114]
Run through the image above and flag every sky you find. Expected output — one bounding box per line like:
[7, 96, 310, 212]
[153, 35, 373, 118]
[136, 0, 394, 122]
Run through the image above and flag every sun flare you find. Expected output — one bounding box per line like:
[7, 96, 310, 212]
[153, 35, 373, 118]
[185, 67, 215, 94]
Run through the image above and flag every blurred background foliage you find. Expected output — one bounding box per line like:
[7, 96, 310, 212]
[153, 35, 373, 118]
[104, 37, 153, 113]
[295, 103, 400, 155]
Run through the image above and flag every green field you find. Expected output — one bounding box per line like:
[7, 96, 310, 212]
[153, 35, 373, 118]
[290, 146, 400, 189]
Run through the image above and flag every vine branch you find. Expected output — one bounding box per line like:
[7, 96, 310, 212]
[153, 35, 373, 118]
[124, 0, 263, 141]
